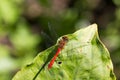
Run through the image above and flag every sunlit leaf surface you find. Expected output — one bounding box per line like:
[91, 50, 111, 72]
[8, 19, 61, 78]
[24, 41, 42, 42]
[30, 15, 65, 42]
[12, 24, 116, 80]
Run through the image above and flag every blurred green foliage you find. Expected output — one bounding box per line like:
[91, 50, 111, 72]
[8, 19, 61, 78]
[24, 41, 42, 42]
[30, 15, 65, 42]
[0, 0, 120, 80]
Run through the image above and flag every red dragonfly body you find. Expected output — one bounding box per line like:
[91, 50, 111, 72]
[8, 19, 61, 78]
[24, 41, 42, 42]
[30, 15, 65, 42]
[48, 36, 68, 69]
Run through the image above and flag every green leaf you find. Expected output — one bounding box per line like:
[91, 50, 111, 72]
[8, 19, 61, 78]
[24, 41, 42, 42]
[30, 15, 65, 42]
[12, 24, 116, 80]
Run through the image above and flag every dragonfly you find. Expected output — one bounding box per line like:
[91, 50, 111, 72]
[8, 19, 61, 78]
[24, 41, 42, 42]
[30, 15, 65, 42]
[41, 23, 69, 69]
[48, 36, 68, 69]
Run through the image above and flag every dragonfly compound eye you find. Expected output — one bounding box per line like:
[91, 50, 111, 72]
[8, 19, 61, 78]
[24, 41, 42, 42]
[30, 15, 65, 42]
[62, 36, 68, 42]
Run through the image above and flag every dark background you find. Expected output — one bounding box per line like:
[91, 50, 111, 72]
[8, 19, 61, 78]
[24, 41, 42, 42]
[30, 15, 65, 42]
[0, 0, 120, 79]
